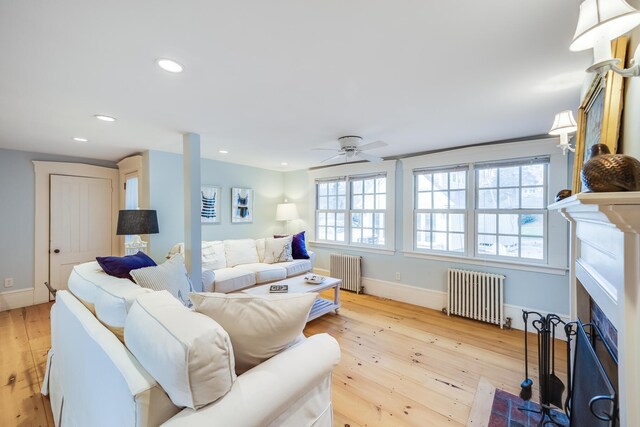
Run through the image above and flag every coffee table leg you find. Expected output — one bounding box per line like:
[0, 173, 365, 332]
[334, 283, 341, 314]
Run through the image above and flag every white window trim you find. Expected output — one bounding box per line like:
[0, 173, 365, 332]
[401, 138, 568, 270]
[308, 160, 396, 252]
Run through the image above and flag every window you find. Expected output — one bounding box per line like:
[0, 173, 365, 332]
[411, 157, 549, 263]
[350, 175, 386, 245]
[316, 179, 347, 242]
[315, 173, 388, 247]
[475, 162, 547, 260]
[414, 168, 467, 253]
[124, 173, 139, 246]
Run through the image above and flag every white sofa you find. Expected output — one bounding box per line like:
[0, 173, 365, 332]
[169, 238, 315, 293]
[43, 262, 340, 427]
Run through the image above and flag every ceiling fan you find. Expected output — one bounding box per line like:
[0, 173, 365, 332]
[313, 136, 388, 163]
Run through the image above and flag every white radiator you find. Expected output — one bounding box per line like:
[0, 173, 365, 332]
[330, 253, 362, 293]
[446, 268, 506, 328]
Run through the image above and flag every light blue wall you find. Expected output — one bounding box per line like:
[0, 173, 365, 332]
[285, 160, 570, 315]
[0, 148, 116, 292]
[146, 150, 285, 261]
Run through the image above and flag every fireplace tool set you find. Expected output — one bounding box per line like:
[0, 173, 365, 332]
[519, 311, 618, 427]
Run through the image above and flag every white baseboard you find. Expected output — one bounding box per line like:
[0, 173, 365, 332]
[0, 288, 35, 311]
[314, 268, 570, 333]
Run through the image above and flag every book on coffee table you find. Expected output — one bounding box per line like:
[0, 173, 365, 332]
[269, 284, 288, 293]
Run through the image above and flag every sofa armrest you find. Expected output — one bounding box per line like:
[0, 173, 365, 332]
[161, 333, 340, 427]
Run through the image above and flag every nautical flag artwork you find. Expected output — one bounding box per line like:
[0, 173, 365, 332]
[201, 186, 221, 223]
[231, 187, 254, 223]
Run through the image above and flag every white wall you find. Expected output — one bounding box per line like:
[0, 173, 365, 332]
[621, 0, 640, 158]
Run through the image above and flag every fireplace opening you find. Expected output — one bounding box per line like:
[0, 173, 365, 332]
[568, 321, 618, 426]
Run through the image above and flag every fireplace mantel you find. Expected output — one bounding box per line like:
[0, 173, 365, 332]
[550, 191, 640, 427]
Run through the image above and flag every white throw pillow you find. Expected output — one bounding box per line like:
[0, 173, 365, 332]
[125, 291, 236, 409]
[131, 254, 193, 307]
[202, 241, 226, 270]
[223, 239, 259, 267]
[190, 292, 317, 374]
[263, 236, 293, 263]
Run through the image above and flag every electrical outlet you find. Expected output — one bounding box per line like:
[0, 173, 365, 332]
[395, 272, 401, 281]
[4, 278, 14, 288]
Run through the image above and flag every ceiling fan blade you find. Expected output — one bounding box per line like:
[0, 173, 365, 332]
[312, 147, 340, 151]
[355, 152, 384, 163]
[321, 153, 346, 163]
[357, 140, 387, 151]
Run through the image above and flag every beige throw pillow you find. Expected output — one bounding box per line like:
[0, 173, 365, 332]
[125, 291, 236, 409]
[263, 236, 293, 263]
[190, 292, 316, 374]
[131, 254, 193, 307]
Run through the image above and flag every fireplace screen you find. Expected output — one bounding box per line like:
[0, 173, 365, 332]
[569, 322, 617, 427]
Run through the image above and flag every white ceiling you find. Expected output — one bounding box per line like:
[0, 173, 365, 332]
[0, 0, 592, 171]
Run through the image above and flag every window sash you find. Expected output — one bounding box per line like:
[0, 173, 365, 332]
[315, 174, 388, 247]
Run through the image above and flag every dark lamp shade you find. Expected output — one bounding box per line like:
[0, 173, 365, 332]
[116, 210, 159, 235]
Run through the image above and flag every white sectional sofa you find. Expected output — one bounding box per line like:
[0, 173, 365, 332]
[43, 261, 340, 427]
[168, 238, 315, 293]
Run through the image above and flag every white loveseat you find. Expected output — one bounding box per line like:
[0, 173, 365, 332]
[169, 238, 315, 293]
[42, 262, 340, 427]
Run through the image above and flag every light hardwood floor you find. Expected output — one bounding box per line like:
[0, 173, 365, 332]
[0, 292, 563, 427]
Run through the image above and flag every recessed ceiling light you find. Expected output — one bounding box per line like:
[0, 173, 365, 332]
[219, 150, 228, 154]
[280, 162, 288, 166]
[94, 114, 116, 122]
[73, 137, 89, 143]
[156, 58, 184, 73]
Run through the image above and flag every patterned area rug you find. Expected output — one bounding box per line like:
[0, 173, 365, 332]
[488, 389, 569, 427]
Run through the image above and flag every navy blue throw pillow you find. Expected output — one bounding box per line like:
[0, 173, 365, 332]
[274, 231, 310, 259]
[96, 251, 157, 281]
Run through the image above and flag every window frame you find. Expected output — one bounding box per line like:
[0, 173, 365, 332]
[400, 138, 569, 273]
[308, 160, 396, 253]
[315, 178, 348, 243]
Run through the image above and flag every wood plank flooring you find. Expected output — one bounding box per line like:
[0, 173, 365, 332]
[0, 293, 564, 427]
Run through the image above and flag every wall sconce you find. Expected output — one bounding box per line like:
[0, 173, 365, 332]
[549, 110, 578, 155]
[570, 0, 640, 77]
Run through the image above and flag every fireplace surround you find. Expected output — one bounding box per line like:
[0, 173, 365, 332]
[550, 192, 640, 427]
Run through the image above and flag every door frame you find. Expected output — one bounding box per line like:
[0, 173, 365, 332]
[33, 161, 118, 304]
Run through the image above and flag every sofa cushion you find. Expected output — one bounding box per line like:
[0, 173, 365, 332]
[224, 239, 259, 267]
[131, 254, 193, 307]
[255, 238, 266, 262]
[274, 259, 313, 277]
[68, 261, 126, 313]
[263, 236, 293, 264]
[93, 275, 152, 342]
[96, 251, 157, 281]
[274, 231, 310, 259]
[202, 241, 226, 270]
[213, 268, 256, 293]
[234, 263, 287, 284]
[125, 291, 236, 410]
[190, 292, 317, 374]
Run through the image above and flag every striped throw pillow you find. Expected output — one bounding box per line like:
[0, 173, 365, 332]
[131, 254, 193, 307]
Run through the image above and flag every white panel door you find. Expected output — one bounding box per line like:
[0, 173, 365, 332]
[50, 175, 112, 292]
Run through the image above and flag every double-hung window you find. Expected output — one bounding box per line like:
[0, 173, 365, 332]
[414, 167, 467, 253]
[316, 178, 347, 242]
[475, 160, 547, 261]
[315, 173, 388, 247]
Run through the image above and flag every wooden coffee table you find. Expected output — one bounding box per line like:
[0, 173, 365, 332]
[241, 275, 341, 321]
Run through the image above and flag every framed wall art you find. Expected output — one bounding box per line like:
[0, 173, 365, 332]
[201, 185, 221, 224]
[572, 37, 627, 192]
[231, 187, 253, 223]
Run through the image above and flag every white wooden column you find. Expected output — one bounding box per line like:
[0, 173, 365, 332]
[183, 133, 202, 291]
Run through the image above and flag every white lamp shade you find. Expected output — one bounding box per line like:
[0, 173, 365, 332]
[549, 110, 578, 135]
[276, 203, 299, 221]
[570, 0, 640, 52]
